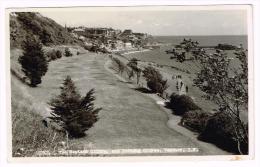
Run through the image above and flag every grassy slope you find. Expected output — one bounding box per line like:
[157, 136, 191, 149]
[11, 76, 65, 157]
[9, 12, 87, 156]
[10, 12, 84, 48]
[123, 48, 247, 116]
[20, 52, 228, 155]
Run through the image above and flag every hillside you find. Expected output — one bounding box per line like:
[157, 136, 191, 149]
[10, 12, 83, 48]
[10, 12, 87, 82]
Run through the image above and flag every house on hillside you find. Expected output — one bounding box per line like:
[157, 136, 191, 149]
[124, 42, 133, 49]
[72, 28, 85, 36]
[72, 27, 120, 39]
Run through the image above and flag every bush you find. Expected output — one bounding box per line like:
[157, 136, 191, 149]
[168, 93, 201, 115]
[19, 37, 48, 87]
[89, 45, 99, 52]
[56, 50, 62, 58]
[40, 29, 53, 45]
[127, 58, 141, 83]
[143, 66, 168, 95]
[46, 50, 62, 61]
[215, 43, 237, 50]
[181, 110, 212, 132]
[49, 76, 101, 138]
[64, 48, 73, 57]
[198, 111, 248, 154]
[46, 49, 57, 61]
[111, 57, 126, 75]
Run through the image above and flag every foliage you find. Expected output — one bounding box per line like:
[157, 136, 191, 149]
[176, 52, 186, 63]
[181, 110, 212, 132]
[46, 50, 57, 61]
[88, 45, 101, 53]
[111, 57, 126, 75]
[49, 76, 101, 138]
[12, 12, 83, 48]
[192, 47, 248, 154]
[64, 48, 73, 57]
[143, 66, 168, 95]
[127, 58, 142, 84]
[199, 111, 248, 154]
[12, 101, 65, 157]
[11, 80, 64, 157]
[40, 29, 53, 45]
[56, 50, 62, 59]
[179, 38, 199, 52]
[215, 43, 237, 50]
[46, 49, 63, 61]
[18, 37, 48, 87]
[168, 93, 201, 115]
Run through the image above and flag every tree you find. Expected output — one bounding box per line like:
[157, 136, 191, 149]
[193, 48, 248, 154]
[143, 66, 168, 95]
[19, 37, 48, 87]
[112, 57, 126, 75]
[127, 58, 141, 84]
[49, 76, 101, 138]
[176, 52, 186, 63]
[65, 48, 73, 57]
[56, 50, 62, 59]
[40, 29, 53, 45]
[180, 38, 199, 52]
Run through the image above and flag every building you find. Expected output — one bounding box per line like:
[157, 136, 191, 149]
[72, 28, 85, 36]
[72, 27, 119, 39]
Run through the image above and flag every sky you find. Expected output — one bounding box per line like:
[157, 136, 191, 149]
[40, 7, 248, 36]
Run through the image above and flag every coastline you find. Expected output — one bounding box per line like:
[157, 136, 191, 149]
[120, 49, 151, 55]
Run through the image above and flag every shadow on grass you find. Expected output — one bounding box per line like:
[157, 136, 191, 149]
[132, 87, 153, 94]
[118, 80, 133, 84]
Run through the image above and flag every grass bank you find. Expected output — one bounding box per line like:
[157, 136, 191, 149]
[11, 76, 65, 157]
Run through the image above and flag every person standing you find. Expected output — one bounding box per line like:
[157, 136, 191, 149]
[186, 85, 189, 93]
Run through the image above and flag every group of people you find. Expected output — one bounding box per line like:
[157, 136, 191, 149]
[172, 74, 189, 94]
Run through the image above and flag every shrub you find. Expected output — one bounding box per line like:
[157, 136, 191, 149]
[64, 48, 73, 57]
[56, 50, 62, 58]
[111, 57, 126, 75]
[176, 52, 186, 62]
[143, 66, 168, 95]
[168, 93, 201, 115]
[40, 29, 53, 45]
[215, 43, 237, 50]
[19, 37, 48, 87]
[46, 50, 62, 61]
[180, 110, 212, 132]
[46, 49, 57, 61]
[89, 45, 99, 52]
[127, 58, 141, 83]
[49, 76, 101, 138]
[198, 111, 248, 154]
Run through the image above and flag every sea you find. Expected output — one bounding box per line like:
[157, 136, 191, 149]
[124, 35, 248, 67]
[154, 35, 248, 48]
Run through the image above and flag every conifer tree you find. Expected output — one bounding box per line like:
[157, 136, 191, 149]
[49, 76, 101, 138]
[19, 37, 48, 87]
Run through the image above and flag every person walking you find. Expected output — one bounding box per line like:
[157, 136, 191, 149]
[186, 85, 189, 93]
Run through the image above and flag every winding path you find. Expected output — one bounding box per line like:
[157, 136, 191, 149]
[18, 53, 229, 155]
